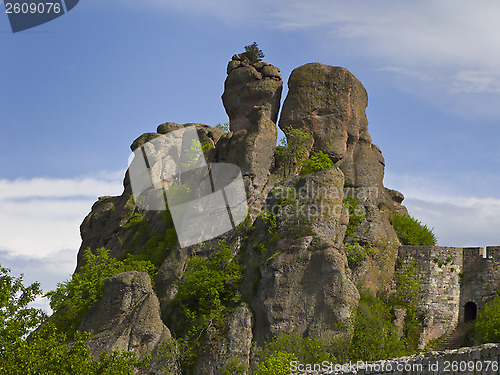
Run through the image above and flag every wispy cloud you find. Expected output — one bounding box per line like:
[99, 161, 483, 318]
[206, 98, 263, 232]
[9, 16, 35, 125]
[0, 249, 77, 313]
[127, 0, 500, 111]
[0, 173, 123, 259]
[0, 172, 125, 311]
[451, 70, 500, 94]
[385, 171, 500, 247]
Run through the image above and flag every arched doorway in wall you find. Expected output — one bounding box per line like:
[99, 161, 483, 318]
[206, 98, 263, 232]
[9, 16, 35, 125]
[464, 302, 478, 322]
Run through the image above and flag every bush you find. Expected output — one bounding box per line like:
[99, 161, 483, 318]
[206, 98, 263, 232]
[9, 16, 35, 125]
[300, 150, 335, 176]
[393, 213, 437, 246]
[274, 126, 313, 178]
[345, 243, 374, 269]
[173, 241, 242, 334]
[343, 196, 365, 241]
[215, 122, 230, 132]
[170, 241, 243, 371]
[474, 294, 500, 344]
[394, 260, 422, 309]
[254, 333, 335, 375]
[349, 292, 408, 361]
[46, 248, 155, 339]
[244, 42, 264, 63]
[120, 210, 178, 268]
[0, 264, 146, 374]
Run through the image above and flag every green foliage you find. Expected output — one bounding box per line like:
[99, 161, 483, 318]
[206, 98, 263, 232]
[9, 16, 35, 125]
[343, 196, 371, 269]
[2, 324, 147, 374]
[343, 196, 365, 241]
[270, 185, 297, 208]
[260, 211, 278, 237]
[0, 265, 146, 374]
[300, 150, 335, 176]
[393, 260, 422, 309]
[393, 213, 437, 246]
[174, 241, 242, 333]
[170, 241, 243, 371]
[120, 210, 178, 268]
[182, 139, 206, 169]
[244, 42, 264, 63]
[0, 266, 46, 351]
[474, 293, 500, 344]
[46, 248, 155, 340]
[344, 243, 374, 269]
[349, 292, 408, 361]
[255, 351, 297, 375]
[122, 212, 143, 230]
[215, 122, 230, 132]
[220, 357, 246, 375]
[274, 126, 313, 178]
[254, 333, 334, 375]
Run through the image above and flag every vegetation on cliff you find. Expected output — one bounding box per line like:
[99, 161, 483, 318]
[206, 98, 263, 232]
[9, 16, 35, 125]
[393, 213, 437, 246]
[0, 265, 147, 374]
[46, 248, 155, 340]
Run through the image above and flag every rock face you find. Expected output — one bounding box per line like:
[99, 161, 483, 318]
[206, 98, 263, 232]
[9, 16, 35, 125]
[218, 54, 283, 217]
[279, 63, 404, 293]
[246, 168, 358, 345]
[279, 63, 370, 164]
[79, 271, 177, 373]
[193, 304, 253, 375]
[222, 53, 282, 133]
[73, 55, 417, 373]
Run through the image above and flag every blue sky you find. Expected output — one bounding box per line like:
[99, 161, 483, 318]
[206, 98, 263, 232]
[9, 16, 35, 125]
[1, 0, 500, 309]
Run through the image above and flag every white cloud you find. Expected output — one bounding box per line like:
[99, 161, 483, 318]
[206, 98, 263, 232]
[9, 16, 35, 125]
[385, 171, 500, 247]
[451, 70, 500, 94]
[126, 0, 500, 114]
[0, 249, 77, 314]
[0, 172, 124, 312]
[0, 173, 124, 259]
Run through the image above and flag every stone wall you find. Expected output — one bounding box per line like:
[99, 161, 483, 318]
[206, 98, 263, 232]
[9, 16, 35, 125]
[397, 246, 463, 348]
[460, 246, 500, 323]
[290, 344, 500, 375]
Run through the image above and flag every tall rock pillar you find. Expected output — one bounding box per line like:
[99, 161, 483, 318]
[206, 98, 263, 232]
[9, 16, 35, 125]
[219, 54, 283, 217]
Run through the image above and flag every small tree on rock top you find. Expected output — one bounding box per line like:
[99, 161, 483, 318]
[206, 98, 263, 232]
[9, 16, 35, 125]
[244, 42, 265, 63]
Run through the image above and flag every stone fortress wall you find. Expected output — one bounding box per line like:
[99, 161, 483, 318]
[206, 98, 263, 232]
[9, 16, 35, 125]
[298, 246, 500, 375]
[397, 246, 500, 348]
[295, 343, 500, 375]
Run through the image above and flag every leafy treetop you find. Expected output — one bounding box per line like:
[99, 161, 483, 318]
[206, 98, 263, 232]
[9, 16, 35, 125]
[244, 42, 265, 63]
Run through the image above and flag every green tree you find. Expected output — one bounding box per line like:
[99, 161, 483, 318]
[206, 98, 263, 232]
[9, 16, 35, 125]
[254, 333, 334, 375]
[0, 265, 145, 374]
[46, 248, 155, 339]
[349, 292, 408, 361]
[244, 42, 264, 63]
[0, 266, 45, 352]
[274, 126, 314, 177]
[474, 293, 500, 344]
[393, 213, 437, 246]
[215, 122, 230, 132]
[300, 150, 335, 176]
[170, 241, 243, 371]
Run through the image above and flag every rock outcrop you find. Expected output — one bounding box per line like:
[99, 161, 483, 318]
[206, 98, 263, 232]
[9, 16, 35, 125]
[218, 54, 283, 217]
[246, 168, 359, 345]
[279, 63, 404, 293]
[79, 271, 177, 374]
[222, 53, 282, 133]
[74, 54, 414, 373]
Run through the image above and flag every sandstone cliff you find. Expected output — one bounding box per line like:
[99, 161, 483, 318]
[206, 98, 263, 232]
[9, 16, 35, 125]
[74, 53, 410, 374]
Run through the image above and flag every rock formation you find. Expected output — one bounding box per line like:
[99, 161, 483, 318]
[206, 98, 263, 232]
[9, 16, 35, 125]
[279, 63, 404, 293]
[79, 271, 177, 374]
[74, 54, 413, 373]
